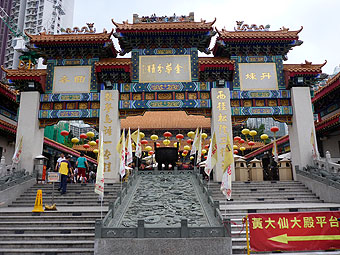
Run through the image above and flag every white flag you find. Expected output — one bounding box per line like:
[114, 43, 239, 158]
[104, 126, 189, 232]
[204, 132, 217, 176]
[95, 132, 104, 198]
[196, 128, 202, 164]
[190, 127, 199, 155]
[135, 128, 142, 158]
[221, 165, 232, 200]
[119, 129, 126, 178]
[126, 128, 133, 166]
[12, 136, 23, 164]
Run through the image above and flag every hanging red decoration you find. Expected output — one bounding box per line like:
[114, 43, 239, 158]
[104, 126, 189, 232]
[163, 131, 172, 138]
[141, 140, 148, 145]
[80, 133, 87, 139]
[176, 134, 184, 140]
[270, 126, 279, 133]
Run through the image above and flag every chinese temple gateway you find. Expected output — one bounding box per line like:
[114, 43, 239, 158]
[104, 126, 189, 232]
[2, 13, 325, 183]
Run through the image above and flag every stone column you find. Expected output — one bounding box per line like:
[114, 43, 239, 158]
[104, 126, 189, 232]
[16, 91, 44, 174]
[288, 87, 317, 180]
[211, 88, 234, 182]
[99, 90, 120, 183]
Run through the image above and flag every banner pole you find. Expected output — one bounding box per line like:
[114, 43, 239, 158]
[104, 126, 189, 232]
[245, 215, 250, 255]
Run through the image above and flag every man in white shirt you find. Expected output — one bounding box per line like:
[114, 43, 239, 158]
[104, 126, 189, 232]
[55, 153, 65, 172]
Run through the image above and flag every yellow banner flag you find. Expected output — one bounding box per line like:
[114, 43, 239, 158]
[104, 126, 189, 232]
[131, 129, 139, 144]
[222, 133, 233, 172]
[116, 130, 124, 153]
[190, 127, 200, 155]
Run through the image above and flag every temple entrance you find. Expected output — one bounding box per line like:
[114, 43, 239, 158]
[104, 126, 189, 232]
[5, 13, 323, 184]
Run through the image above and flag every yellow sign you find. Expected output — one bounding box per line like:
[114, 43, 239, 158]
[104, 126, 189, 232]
[32, 189, 44, 212]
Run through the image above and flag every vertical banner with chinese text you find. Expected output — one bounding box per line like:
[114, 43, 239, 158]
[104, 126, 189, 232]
[249, 211, 340, 251]
[99, 90, 120, 183]
[211, 88, 234, 182]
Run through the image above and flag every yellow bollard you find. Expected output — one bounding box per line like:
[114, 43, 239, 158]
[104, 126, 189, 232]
[32, 189, 44, 212]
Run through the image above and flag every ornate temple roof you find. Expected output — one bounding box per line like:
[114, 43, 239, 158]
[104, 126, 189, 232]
[2, 67, 47, 81]
[198, 57, 234, 67]
[121, 111, 211, 130]
[0, 118, 16, 134]
[0, 81, 18, 102]
[213, 24, 303, 58]
[26, 30, 114, 44]
[283, 60, 327, 74]
[95, 58, 131, 72]
[313, 71, 340, 102]
[315, 112, 340, 133]
[113, 19, 216, 32]
[216, 27, 303, 41]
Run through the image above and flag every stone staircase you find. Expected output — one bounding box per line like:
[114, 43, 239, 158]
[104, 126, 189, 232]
[0, 182, 121, 254]
[210, 180, 340, 255]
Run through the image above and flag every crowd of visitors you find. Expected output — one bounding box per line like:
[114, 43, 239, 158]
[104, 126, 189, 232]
[54, 153, 97, 195]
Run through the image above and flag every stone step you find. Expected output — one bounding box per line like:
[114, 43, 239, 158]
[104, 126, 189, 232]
[15, 196, 117, 201]
[0, 233, 94, 241]
[0, 248, 94, 254]
[215, 197, 321, 203]
[0, 215, 101, 221]
[8, 202, 110, 207]
[0, 240, 93, 249]
[0, 220, 95, 227]
[0, 226, 95, 234]
[0, 211, 106, 216]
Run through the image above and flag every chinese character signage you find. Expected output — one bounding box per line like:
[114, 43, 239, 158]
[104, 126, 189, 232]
[249, 211, 340, 251]
[99, 91, 116, 175]
[53, 66, 91, 93]
[239, 63, 278, 90]
[139, 55, 191, 83]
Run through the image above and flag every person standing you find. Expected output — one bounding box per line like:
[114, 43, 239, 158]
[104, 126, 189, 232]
[76, 152, 88, 185]
[55, 153, 65, 172]
[58, 155, 73, 195]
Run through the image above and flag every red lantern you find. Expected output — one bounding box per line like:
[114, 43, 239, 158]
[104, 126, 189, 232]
[60, 130, 69, 137]
[248, 141, 255, 146]
[271, 126, 279, 133]
[156, 142, 161, 147]
[176, 134, 184, 140]
[80, 133, 87, 139]
[204, 156, 207, 160]
[234, 136, 241, 142]
[183, 150, 188, 155]
[204, 144, 209, 149]
[187, 139, 192, 144]
[234, 150, 238, 154]
[96, 139, 99, 144]
[141, 140, 148, 145]
[148, 151, 154, 155]
[163, 131, 172, 138]
[239, 139, 245, 144]
[83, 144, 90, 149]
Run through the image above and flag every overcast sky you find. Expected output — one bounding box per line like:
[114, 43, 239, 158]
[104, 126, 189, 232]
[73, 0, 339, 74]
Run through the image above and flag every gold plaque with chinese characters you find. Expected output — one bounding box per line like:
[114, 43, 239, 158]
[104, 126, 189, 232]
[239, 63, 278, 91]
[53, 66, 91, 93]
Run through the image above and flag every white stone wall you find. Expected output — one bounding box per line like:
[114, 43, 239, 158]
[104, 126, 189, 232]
[16, 92, 44, 173]
[289, 87, 318, 179]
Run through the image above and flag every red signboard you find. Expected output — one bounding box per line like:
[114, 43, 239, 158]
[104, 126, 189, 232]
[249, 211, 340, 252]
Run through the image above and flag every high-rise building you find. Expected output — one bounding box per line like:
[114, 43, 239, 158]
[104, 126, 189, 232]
[0, 0, 14, 78]
[3, 0, 74, 72]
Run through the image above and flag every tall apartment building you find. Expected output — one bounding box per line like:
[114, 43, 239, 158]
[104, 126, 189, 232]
[0, 0, 13, 78]
[3, 0, 74, 72]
